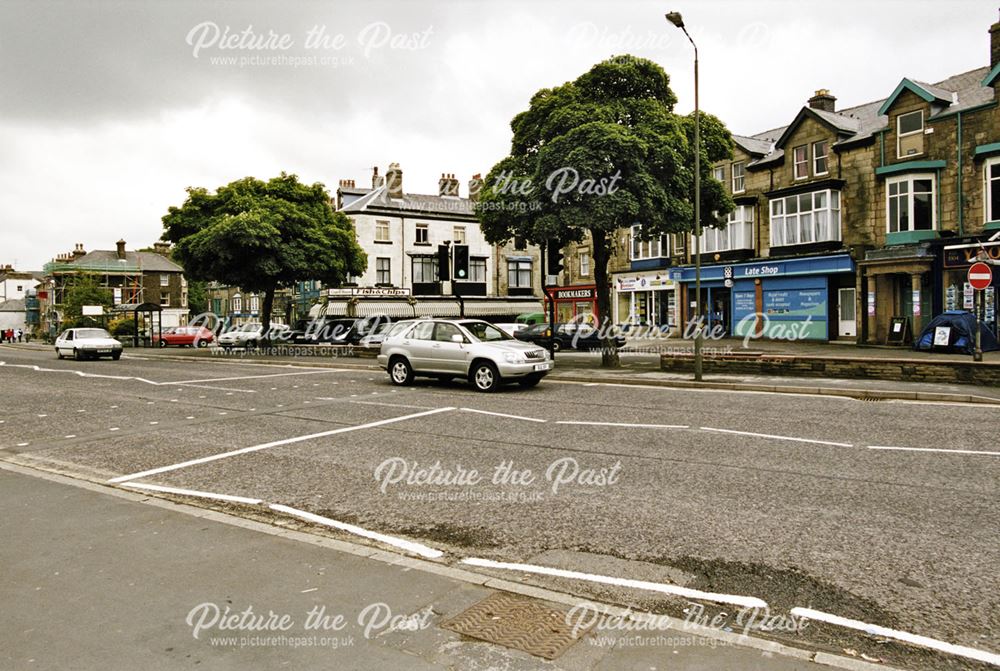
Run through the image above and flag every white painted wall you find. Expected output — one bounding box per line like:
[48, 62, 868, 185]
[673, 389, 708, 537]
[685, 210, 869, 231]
[0, 276, 38, 301]
[348, 212, 493, 294]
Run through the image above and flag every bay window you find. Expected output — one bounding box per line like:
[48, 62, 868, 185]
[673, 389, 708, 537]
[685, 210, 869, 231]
[887, 175, 934, 233]
[630, 224, 669, 260]
[769, 189, 841, 247]
[694, 206, 754, 253]
[986, 158, 1000, 223]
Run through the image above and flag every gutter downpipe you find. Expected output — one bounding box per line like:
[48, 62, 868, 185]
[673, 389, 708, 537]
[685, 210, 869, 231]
[957, 111, 964, 236]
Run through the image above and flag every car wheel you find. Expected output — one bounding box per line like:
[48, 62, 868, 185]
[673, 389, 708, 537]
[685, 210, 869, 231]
[56, 349, 63, 359]
[518, 374, 543, 388]
[158, 340, 167, 348]
[470, 361, 501, 393]
[73, 348, 83, 361]
[112, 352, 122, 361]
[197, 340, 208, 348]
[551, 340, 562, 352]
[388, 356, 414, 386]
[247, 340, 259, 350]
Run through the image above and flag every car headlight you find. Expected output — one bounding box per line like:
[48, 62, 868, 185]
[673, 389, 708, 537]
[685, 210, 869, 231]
[502, 352, 522, 363]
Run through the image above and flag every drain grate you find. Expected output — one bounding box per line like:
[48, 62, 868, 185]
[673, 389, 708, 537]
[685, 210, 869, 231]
[440, 592, 590, 660]
[854, 395, 885, 402]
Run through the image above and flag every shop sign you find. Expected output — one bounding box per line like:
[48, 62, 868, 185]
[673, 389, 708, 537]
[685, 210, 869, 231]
[328, 287, 411, 297]
[616, 276, 673, 292]
[738, 263, 782, 278]
[943, 242, 1000, 268]
[912, 289, 921, 316]
[554, 287, 596, 300]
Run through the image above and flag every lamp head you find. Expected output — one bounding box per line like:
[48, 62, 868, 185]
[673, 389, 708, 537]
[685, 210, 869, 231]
[665, 12, 684, 28]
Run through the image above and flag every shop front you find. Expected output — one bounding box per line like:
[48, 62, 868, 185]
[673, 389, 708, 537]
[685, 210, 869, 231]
[613, 272, 677, 329]
[941, 240, 999, 336]
[673, 253, 856, 341]
[544, 285, 599, 323]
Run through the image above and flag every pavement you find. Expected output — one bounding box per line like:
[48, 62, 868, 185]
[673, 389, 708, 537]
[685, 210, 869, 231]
[2, 343, 998, 670]
[1, 463, 855, 671]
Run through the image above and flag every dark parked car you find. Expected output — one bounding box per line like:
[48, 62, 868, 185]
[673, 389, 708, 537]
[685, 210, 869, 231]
[515, 323, 626, 352]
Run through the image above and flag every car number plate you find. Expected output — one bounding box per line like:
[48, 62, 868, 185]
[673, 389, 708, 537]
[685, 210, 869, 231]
[98, 349, 111, 353]
[533, 362, 552, 371]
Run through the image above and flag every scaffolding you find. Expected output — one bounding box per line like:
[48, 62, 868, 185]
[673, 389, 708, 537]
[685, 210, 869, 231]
[43, 260, 144, 306]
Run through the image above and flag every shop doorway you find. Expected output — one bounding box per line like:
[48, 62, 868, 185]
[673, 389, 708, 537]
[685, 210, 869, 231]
[838, 288, 856, 338]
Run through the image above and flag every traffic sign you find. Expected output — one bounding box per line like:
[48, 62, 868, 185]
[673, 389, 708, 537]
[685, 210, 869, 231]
[968, 262, 993, 290]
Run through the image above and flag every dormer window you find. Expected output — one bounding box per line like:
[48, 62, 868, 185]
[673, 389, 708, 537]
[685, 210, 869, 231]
[897, 111, 924, 158]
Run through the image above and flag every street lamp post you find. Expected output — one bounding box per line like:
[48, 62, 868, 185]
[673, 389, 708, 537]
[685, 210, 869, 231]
[666, 11, 703, 380]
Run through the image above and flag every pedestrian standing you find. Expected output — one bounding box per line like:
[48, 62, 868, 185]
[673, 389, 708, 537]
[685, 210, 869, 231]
[15, 328, 23, 342]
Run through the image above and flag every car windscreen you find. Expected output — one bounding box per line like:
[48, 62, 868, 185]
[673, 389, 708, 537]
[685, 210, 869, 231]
[76, 329, 112, 339]
[459, 321, 513, 342]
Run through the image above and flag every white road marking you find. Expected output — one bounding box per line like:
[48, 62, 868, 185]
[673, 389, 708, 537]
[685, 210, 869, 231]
[461, 558, 767, 609]
[109, 427, 120, 432]
[790, 607, 1000, 666]
[164, 370, 345, 385]
[556, 420, 688, 429]
[107, 406, 455, 483]
[269, 504, 443, 559]
[16, 442, 29, 447]
[120, 482, 264, 505]
[868, 445, 1000, 457]
[347, 400, 437, 411]
[460, 408, 546, 423]
[178, 384, 256, 393]
[65, 435, 76, 439]
[700, 427, 853, 448]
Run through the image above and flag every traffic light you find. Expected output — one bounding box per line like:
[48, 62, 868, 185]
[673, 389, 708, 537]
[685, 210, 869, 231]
[453, 244, 470, 280]
[437, 244, 450, 281]
[546, 243, 564, 277]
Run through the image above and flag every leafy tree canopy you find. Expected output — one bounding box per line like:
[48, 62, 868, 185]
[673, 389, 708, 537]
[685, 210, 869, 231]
[475, 55, 735, 366]
[162, 173, 366, 334]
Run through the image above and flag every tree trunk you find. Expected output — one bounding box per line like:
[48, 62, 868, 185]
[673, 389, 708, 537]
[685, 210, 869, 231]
[261, 285, 276, 343]
[592, 230, 620, 368]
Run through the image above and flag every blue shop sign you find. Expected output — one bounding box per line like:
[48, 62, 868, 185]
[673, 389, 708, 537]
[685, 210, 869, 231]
[675, 254, 853, 283]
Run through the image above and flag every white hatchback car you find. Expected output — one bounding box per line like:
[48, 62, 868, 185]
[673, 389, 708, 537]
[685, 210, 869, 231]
[378, 319, 552, 392]
[55, 327, 123, 360]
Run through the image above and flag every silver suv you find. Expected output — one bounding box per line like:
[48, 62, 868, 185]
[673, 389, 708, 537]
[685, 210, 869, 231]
[377, 319, 553, 392]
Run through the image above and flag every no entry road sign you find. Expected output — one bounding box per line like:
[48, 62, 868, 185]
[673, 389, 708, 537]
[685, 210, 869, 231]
[968, 262, 993, 291]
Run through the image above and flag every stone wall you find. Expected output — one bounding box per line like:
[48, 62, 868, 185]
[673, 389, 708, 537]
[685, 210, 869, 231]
[660, 351, 1000, 386]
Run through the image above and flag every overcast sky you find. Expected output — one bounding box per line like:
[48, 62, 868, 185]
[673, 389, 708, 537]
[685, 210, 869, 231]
[1, 0, 996, 270]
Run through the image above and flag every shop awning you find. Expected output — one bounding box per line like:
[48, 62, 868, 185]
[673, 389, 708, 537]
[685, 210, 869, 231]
[462, 299, 544, 316]
[413, 300, 462, 317]
[355, 301, 416, 318]
[316, 301, 349, 317]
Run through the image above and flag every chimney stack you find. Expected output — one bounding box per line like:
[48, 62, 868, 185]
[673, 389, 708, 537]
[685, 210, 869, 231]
[468, 173, 483, 202]
[338, 179, 356, 189]
[808, 89, 837, 113]
[991, 11, 1000, 70]
[386, 163, 403, 199]
[71, 243, 86, 260]
[371, 166, 382, 189]
[438, 173, 459, 197]
[116, 239, 126, 260]
[153, 242, 171, 256]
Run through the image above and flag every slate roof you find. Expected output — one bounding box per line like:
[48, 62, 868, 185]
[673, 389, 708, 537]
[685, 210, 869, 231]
[340, 184, 476, 219]
[743, 66, 994, 170]
[0, 298, 25, 312]
[60, 250, 184, 273]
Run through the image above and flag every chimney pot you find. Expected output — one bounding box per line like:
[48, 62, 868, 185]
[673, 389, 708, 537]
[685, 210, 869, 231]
[116, 239, 127, 260]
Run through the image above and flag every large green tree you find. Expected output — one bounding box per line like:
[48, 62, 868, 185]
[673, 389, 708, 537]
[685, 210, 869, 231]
[476, 55, 735, 367]
[162, 173, 366, 336]
[62, 273, 113, 327]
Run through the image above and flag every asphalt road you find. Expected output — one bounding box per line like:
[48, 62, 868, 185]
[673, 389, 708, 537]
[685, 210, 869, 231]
[2, 344, 998, 670]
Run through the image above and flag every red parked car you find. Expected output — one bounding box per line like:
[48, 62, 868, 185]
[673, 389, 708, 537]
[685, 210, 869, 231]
[152, 326, 215, 348]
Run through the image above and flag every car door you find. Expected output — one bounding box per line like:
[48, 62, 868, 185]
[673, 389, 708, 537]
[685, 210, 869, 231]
[56, 329, 73, 355]
[430, 322, 469, 374]
[402, 321, 436, 371]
